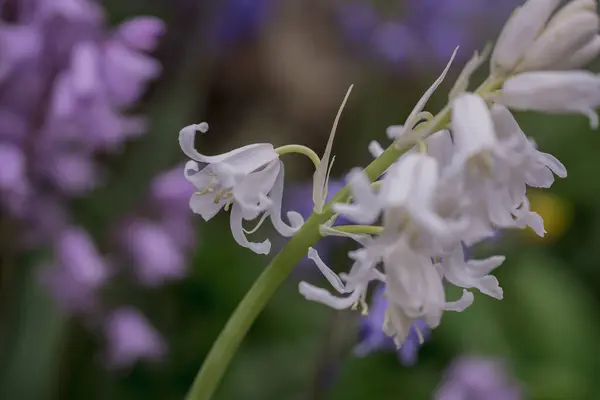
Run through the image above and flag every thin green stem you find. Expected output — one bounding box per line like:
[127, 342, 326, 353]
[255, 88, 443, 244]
[185, 73, 506, 400]
[333, 225, 384, 235]
[276, 145, 321, 168]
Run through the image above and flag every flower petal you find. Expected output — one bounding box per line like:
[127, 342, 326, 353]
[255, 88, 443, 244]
[307, 247, 348, 293]
[298, 281, 362, 310]
[444, 289, 474, 312]
[267, 161, 304, 237]
[229, 203, 271, 254]
[179, 123, 277, 167]
[313, 85, 353, 212]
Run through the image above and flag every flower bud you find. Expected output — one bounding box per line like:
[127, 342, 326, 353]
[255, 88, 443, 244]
[516, 0, 599, 72]
[495, 70, 600, 128]
[554, 34, 600, 69]
[491, 0, 562, 75]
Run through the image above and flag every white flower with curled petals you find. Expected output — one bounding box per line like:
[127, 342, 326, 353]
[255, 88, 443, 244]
[382, 238, 474, 347]
[298, 247, 382, 311]
[490, 104, 567, 189]
[448, 94, 524, 241]
[494, 71, 600, 128]
[180, 123, 303, 254]
[440, 247, 504, 300]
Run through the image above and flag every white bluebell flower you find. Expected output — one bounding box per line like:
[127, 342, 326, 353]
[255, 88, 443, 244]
[179, 123, 303, 254]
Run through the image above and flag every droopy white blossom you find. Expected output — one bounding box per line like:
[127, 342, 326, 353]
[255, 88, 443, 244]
[382, 238, 475, 345]
[494, 70, 600, 128]
[179, 123, 303, 254]
[446, 94, 565, 244]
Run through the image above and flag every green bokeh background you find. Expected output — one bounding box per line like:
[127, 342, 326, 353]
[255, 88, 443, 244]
[2, 1, 600, 399]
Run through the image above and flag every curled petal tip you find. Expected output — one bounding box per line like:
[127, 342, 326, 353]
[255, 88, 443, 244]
[196, 122, 209, 133]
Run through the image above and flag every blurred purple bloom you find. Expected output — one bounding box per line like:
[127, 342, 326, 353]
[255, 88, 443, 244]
[354, 284, 429, 366]
[371, 21, 418, 66]
[0, 0, 164, 230]
[336, 0, 521, 68]
[335, 1, 378, 45]
[435, 356, 523, 400]
[105, 307, 167, 369]
[0, 143, 26, 192]
[116, 16, 165, 52]
[0, 0, 175, 369]
[122, 219, 187, 286]
[119, 165, 197, 287]
[40, 227, 109, 315]
[0, 0, 165, 298]
[206, 0, 272, 52]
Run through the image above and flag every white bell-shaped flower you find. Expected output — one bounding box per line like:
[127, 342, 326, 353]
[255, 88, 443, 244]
[447, 94, 529, 241]
[495, 71, 600, 128]
[382, 238, 474, 346]
[180, 123, 303, 254]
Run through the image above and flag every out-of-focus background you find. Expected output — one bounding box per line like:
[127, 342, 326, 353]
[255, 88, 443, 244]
[1, 0, 600, 399]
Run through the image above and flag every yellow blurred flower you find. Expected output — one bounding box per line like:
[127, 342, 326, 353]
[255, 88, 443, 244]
[525, 191, 572, 241]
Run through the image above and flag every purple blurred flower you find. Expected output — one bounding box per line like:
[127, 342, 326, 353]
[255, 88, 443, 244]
[119, 165, 196, 287]
[105, 307, 167, 368]
[0, 0, 175, 369]
[336, 0, 521, 68]
[435, 356, 523, 400]
[354, 284, 429, 366]
[40, 227, 109, 315]
[0, 0, 164, 242]
[206, 0, 273, 53]
[121, 220, 186, 286]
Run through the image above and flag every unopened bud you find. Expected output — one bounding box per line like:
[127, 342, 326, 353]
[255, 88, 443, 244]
[491, 0, 562, 75]
[516, 0, 599, 72]
[495, 71, 600, 128]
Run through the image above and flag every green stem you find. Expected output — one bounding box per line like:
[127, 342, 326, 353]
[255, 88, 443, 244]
[276, 145, 321, 168]
[334, 225, 384, 235]
[185, 74, 506, 400]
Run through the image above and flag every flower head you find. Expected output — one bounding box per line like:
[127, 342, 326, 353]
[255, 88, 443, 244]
[180, 123, 303, 254]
